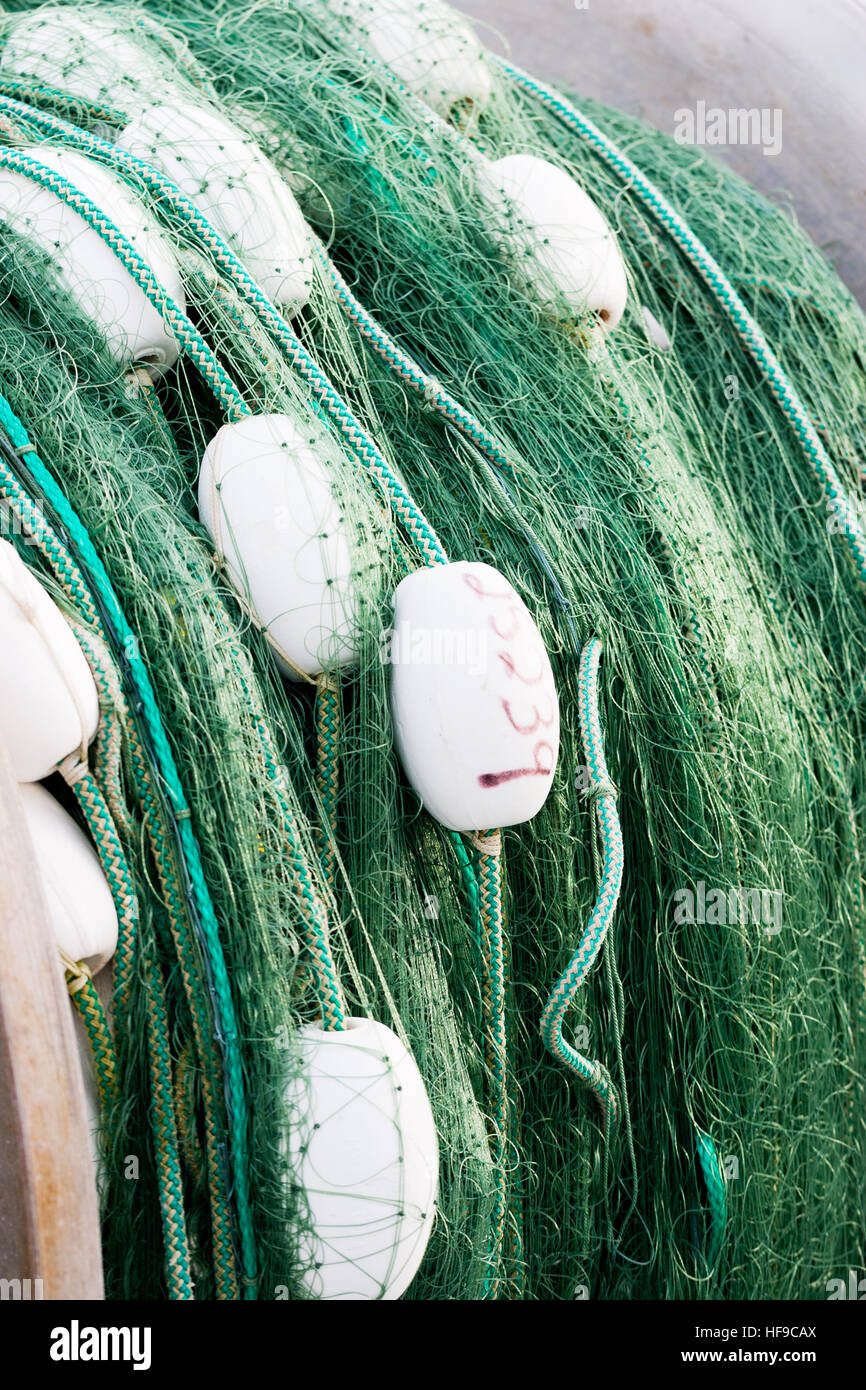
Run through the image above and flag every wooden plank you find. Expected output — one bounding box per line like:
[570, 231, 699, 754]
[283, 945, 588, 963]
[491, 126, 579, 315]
[0, 741, 103, 1300]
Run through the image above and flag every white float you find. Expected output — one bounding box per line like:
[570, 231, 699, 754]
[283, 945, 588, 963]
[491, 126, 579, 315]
[286, 1016, 438, 1300]
[117, 100, 314, 315]
[0, 539, 99, 783]
[0, 7, 175, 109]
[19, 781, 118, 974]
[478, 154, 628, 330]
[0, 146, 184, 374]
[198, 413, 360, 679]
[327, 0, 491, 119]
[390, 560, 559, 831]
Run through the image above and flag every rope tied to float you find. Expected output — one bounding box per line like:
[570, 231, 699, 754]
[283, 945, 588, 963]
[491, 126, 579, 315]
[471, 824, 513, 1294]
[58, 946, 92, 994]
[58, 946, 119, 1113]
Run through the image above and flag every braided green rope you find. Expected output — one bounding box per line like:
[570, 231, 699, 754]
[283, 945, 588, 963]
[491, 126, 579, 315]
[63, 945, 192, 1294]
[0, 392, 255, 1297]
[540, 637, 622, 1136]
[174, 1038, 206, 1188]
[141, 935, 195, 1300]
[62, 951, 196, 1301]
[56, 713, 194, 1293]
[0, 76, 128, 126]
[315, 674, 340, 896]
[315, 243, 516, 480]
[475, 829, 510, 1298]
[496, 59, 866, 588]
[65, 616, 136, 824]
[63, 957, 118, 1113]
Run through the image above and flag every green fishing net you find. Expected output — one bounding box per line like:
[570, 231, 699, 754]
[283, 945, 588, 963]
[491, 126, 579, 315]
[0, 0, 862, 1302]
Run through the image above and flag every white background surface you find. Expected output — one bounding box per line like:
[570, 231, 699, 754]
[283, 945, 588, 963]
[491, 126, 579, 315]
[459, 0, 866, 305]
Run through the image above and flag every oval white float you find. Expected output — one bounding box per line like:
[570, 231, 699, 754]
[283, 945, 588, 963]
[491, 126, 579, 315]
[0, 539, 99, 782]
[390, 560, 559, 831]
[117, 100, 313, 315]
[328, 0, 491, 119]
[19, 781, 118, 974]
[286, 1016, 438, 1300]
[0, 146, 184, 374]
[479, 154, 628, 330]
[198, 413, 360, 679]
[0, 7, 174, 109]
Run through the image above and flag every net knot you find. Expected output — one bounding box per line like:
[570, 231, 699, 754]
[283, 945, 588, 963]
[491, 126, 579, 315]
[423, 377, 443, 407]
[587, 777, 618, 803]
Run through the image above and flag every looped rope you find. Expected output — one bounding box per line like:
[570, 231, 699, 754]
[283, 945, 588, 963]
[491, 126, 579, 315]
[58, 946, 92, 994]
[540, 637, 623, 1136]
[58, 751, 90, 785]
[62, 952, 119, 1115]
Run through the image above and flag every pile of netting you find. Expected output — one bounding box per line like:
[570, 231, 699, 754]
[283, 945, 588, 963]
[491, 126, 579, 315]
[0, 0, 863, 1301]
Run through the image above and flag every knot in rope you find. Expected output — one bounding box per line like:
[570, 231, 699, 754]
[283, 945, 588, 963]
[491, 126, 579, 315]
[472, 828, 502, 856]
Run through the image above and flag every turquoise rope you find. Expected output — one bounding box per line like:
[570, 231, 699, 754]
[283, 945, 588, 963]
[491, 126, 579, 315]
[695, 1127, 728, 1272]
[0, 391, 258, 1299]
[540, 637, 622, 1136]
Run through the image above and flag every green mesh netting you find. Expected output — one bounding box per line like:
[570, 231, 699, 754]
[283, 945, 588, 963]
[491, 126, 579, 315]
[0, 0, 863, 1301]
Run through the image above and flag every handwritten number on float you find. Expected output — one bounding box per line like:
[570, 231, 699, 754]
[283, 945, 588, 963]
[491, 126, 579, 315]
[461, 572, 556, 791]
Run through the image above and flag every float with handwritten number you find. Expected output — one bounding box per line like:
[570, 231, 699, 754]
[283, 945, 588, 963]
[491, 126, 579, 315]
[390, 560, 560, 831]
